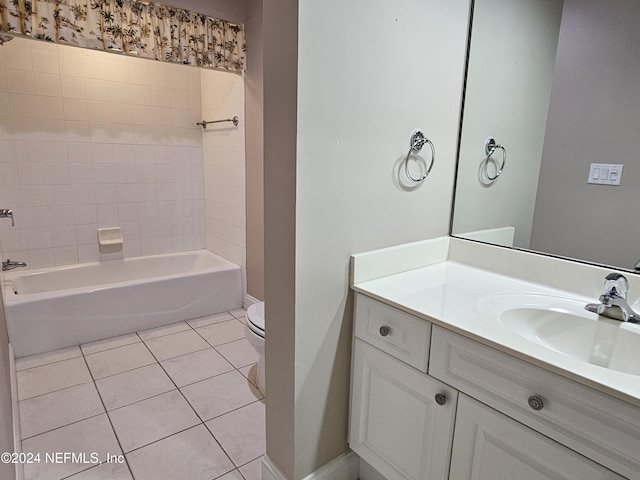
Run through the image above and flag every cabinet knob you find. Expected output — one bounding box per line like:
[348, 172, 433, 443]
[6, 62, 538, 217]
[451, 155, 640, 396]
[528, 395, 544, 411]
[379, 325, 391, 337]
[435, 393, 447, 406]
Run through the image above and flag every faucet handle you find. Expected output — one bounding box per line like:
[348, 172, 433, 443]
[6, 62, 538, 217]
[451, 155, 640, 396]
[604, 273, 628, 298]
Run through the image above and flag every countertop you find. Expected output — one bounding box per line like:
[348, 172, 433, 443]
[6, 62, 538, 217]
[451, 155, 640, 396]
[352, 260, 640, 407]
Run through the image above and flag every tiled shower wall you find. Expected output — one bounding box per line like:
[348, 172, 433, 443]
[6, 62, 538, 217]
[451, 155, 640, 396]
[0, 37, 245, 270]
[201, 71, 246, 270]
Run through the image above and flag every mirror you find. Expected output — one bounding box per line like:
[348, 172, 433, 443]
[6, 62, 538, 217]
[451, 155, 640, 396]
[451, 0, 640, 272]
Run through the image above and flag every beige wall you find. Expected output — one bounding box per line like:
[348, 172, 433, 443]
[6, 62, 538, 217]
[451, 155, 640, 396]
[244, 0, 265, 300]
[531, 0, 640, 269]
[264, 1, 470, 478]
[263, 0, 297, 476]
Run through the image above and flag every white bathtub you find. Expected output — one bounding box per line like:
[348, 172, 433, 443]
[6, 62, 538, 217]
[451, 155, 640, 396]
[3, 250, 242, 357]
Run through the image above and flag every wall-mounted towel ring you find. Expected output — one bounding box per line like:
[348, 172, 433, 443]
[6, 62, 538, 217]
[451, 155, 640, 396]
[483, 137, 506, 181]
[405, 130, 435, 182]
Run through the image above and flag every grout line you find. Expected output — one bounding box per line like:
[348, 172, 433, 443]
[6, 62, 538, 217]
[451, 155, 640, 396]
[17, 377, 93, 403]
[79, 348, 137, 480]
[16, 311, 260, 479]
[20, 411, 105, 443]
[14, 350, 84, 373]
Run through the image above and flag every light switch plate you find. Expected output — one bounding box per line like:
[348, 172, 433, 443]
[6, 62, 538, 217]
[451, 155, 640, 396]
[588, 163, 623, 186]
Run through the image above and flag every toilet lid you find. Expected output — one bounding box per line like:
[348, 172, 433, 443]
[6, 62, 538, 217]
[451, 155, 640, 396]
[247, 301, 265, 332]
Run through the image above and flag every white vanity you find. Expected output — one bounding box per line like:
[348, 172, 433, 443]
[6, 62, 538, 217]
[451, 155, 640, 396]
[348, 237, 640, 480]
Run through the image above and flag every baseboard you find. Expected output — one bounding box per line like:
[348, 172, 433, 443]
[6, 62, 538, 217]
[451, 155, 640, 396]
[243, 294, 262, 310]
[262, 451, 359, 480]
[9, 344, 23, 480]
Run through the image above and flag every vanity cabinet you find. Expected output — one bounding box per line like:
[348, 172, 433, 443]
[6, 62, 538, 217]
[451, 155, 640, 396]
[349, 294, 634, 480]
[349, 295, 457, 480]
[450, 395, 622, 480]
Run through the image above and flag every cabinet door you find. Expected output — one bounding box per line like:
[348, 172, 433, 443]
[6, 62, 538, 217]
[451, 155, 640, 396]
[450, 395, 625, 480]
[349, 339, 457, 480]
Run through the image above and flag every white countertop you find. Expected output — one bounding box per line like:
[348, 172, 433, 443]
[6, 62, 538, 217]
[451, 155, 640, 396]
[352, 259, 640, 407]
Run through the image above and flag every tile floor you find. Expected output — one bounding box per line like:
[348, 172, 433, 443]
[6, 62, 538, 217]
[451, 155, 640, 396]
[15, 308, 265, 480]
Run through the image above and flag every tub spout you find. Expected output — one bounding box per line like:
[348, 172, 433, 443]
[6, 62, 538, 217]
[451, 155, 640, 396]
[2, 259, 27, 271]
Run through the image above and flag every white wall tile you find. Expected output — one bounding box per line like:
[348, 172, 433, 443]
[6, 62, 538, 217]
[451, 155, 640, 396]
[31, 48, 60, 75]
[6, 69, 35, 95]
[28, 247, 55, 268]
[54, 246, 79, 265]
[85, 79, 109, 102]
[63, 98, 89, 122]
[38, 95, 64, 119]
[34, 73, 62, 97]
[72, 184, 96, 204]
[0, 38, 226, 267]
[52, 225, 77, 246]
[84, 56, 107, 80]
[59, 53, 85, 78]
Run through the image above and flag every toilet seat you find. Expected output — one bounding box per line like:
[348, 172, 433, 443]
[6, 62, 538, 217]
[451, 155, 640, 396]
[247, 301, 265, 338]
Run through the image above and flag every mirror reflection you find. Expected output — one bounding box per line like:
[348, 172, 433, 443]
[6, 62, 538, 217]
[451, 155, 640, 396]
[451, 0, 640, 272]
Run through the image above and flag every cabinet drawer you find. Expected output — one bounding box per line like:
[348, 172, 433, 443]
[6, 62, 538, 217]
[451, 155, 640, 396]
[354, 294, 431, 372]
[429, 326, 640, 479]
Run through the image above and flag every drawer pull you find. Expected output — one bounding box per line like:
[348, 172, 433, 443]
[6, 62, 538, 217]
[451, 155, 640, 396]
[435, 393, 447, 406]
[379, 325, 391, 337]
[528, 395, 544, 411]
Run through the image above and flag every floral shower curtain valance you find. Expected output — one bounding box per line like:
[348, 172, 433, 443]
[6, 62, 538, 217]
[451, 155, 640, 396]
[0, 0, 245, 72]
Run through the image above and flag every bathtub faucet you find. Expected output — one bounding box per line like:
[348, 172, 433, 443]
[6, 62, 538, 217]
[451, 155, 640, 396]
[2, 259, 27, 271]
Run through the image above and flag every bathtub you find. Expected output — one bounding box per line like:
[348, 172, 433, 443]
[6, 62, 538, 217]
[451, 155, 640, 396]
[2, 250, 242, 357]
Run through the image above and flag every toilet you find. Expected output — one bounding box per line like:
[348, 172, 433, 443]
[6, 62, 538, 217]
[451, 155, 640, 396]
[245, 301, 266, 395]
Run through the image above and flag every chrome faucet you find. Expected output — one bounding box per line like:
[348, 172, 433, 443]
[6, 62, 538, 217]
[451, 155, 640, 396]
[2, 259, 27, 271]
[585, 273, 640, 324]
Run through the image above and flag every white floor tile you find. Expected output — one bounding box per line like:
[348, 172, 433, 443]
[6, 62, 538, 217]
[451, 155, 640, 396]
[22, 414, 122, 480]
[85, 342, 155, 379]
[20, 382, 104, 439]
[17, 357, 92, 401]
[239, 456, 264, 480]
[187, 312, 235, 328]
[81, 333, 141, 355]
[219, 469, 245, 480]
[138, 322, 191, 340]
[229, 309, 247, 319]
[143, 329, 210, 361]
[66, 461, 133, 479]
[95, 363, 175, 410]
[16, 346, 83, 371]
[160, 348, 234, 387]
[108, 390, 200, 452]
[181, 370, 262, 421]
[196, 319, 245, 347]
[126, 425, 235, 480]
[216, 338, 259, 368]
[206, 401, 266, 467]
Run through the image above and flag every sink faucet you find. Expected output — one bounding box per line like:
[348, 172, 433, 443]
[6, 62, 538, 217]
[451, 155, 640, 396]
[2, 259, 27, 271]
[585, 273, 640, 324]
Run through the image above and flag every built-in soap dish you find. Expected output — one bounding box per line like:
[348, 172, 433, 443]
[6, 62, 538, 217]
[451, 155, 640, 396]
[98, 227, 123, 253]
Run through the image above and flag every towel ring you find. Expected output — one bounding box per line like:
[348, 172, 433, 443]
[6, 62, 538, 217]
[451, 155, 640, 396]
[405, 130, 435, 183]
[483, 137, 506, 181]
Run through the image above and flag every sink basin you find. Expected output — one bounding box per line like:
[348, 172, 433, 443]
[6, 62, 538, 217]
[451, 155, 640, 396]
[479, 293, 640, 375]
